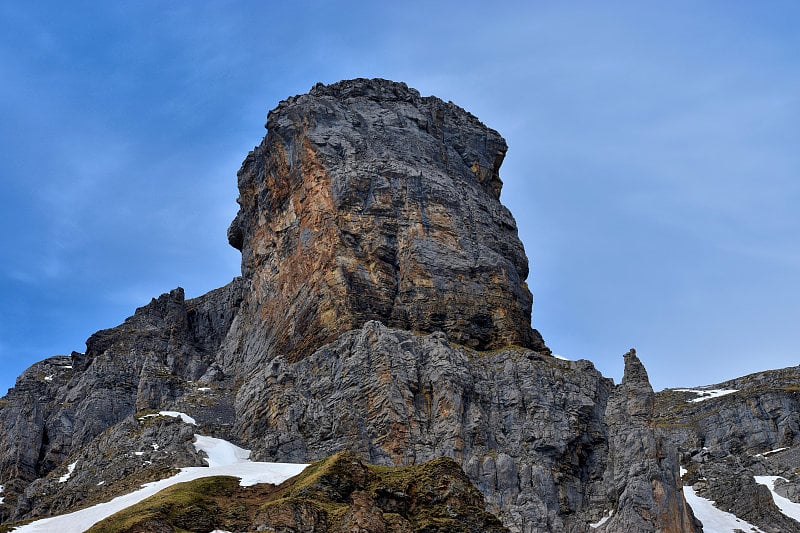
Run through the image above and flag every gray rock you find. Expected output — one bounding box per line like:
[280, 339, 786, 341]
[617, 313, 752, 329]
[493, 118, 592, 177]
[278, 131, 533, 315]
[227, 77, 547, 371]
[0, 79, 702, 532]
[593, 350, 700, 532]
[655, 365, 800, 532]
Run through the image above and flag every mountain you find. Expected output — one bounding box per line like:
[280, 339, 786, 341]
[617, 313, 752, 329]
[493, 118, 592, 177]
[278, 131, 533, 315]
[654, 367, 800, 532]
[0, 78, 796, 532]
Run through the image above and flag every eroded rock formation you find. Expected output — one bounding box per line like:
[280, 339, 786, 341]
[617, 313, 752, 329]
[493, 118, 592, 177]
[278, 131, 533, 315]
[655, 366, 800, 532]
[0, 79, 703, 532]
[227, 78, 546, 365]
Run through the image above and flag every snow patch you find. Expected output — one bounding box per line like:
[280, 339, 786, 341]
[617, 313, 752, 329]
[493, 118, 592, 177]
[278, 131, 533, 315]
[589, 509, 613, 528]
[674, 388, 739, 402]
[58, 462, 77, 483]
[683, 485, 765, 532]
[151, 443, 159, 451]
[193, 435, 251, 468]
[552, 354, 571, 361]
[1, 483, 4, 504]
[754, 476, 800, 522]
[44, 375, 53, 382]
[97, 481, 104, 486]
[138, 411, 197, 425]
[755, 447, 788, 458]
[197, 387, 212, 392]
[13, 435, 307, 533]
[680, 466, 687, 477]
[133, 451, 144, 456]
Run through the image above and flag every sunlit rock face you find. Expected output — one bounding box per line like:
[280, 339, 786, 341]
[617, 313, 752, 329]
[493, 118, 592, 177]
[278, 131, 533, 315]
[227, 78, 547, 364]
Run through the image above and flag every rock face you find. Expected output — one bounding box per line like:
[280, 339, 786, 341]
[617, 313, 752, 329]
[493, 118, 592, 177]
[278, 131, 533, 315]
[654, 366, 800, 532]
[235, 321, 614, 531]
[597, 350, 699, 532]
[227, 78, 546, 364]
[1, 79, 703, 532]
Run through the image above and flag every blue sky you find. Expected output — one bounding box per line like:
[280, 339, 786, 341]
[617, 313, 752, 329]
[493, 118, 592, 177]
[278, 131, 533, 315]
[1, 1, 798, 393]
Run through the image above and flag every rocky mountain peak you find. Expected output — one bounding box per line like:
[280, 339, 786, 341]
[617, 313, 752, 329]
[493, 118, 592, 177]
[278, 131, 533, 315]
[14, 79, 799, 532]
[227, 77, 546, 363]
[621, 348, 651, 390]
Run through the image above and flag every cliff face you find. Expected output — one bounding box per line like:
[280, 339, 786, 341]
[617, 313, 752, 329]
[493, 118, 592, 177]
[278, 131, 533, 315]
[655, 367, 800, 532]
[227, 79, 546, 367]
[0, 79, 699, 533]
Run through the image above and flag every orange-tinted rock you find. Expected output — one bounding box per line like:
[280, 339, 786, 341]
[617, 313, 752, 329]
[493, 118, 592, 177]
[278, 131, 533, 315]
[228, 78, 547, 362]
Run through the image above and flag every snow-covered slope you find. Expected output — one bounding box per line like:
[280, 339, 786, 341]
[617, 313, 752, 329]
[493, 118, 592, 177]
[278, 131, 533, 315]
[754, 476, 800, 523]
[12, 434, 306, 533]
[683, 486, 765, 533]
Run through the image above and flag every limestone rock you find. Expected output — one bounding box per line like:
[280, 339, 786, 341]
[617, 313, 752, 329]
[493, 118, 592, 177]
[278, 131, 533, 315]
[0, 281, 243, 522]
[0, 80, 709, 533]
[596, 349, 700, 532]
[233, 320, 611, 531]
[228, 77, 547, 365]
[655, 365, 800, 532]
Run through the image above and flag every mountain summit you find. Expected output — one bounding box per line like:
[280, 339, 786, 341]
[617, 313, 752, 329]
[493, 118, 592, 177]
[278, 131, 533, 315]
[227, 78, 547, 365]
[14, 78, 793, 532]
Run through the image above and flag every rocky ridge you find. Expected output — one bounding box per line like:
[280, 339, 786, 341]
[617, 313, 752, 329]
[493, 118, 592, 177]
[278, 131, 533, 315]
[0, 78, 761, 532]
[655, 367, 800, 532]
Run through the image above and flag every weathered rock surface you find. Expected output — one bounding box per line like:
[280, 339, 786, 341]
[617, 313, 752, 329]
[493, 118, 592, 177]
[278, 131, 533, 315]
[0, 282, 243, 522]
[594, 350, 699, 532]
[682, 455, 799, 532]
[655, 365, 800, 531]
[227, 78, 546, 366]
[235, 320, 613, 531]
[1, 79, 708, 532]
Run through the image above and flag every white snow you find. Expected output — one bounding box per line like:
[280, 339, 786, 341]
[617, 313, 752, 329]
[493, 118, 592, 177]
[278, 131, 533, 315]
[151, 442, 159, 451]
[138, 411, 197, 425]
[552, 354, 571, 361]
[193, 435, 251, 468]
[674, 388, 739, 402]
[754, 476, 800, 522]
[197, 387, 212, 392]
[12, 435, 307, 533]
[58, 461, 77, 483]
[680, 466, 687, 477]
[683, 485, 765, 532]
[97, 481, 105, 486]
[133, 451, 144, 456]
[589, 509, 613, 528]
[1, 483, 4, 504]
[43, 375, 53, 382]
[755, 447, 788, 458]
[159, 411, 197, 425]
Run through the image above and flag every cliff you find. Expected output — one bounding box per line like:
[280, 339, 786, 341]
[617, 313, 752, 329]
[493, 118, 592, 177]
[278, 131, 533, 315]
[655, 366, 800, 531]
[0, 79, 700, 532]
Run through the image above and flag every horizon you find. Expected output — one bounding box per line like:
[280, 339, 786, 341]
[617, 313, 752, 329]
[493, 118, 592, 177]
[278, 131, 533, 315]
[1, 1, 798, 394]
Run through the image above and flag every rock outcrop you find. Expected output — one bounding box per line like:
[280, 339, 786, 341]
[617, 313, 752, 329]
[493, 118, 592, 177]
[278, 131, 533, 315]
[1, 79, 704, 532]
[597, 350, 699, 532]
[655, 366, 800, 531]
[87, 451, 508, 533]
[227, 78, 546, 367]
